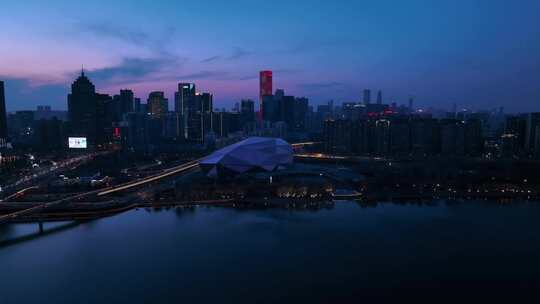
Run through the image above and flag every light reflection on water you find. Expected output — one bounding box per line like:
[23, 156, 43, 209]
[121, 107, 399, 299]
[1, 200, 540, 303]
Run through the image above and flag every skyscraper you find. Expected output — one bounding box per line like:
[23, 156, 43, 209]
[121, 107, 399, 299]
[294, 97, 309, 131]
[199, 92, 213, 142]
[109, 89, 134, 122]
[408, 97, 414, 112]
[175, 82, 210, 141]
[67, 70, 105, 147]
[240, 99, 255, 130]
[262, 95, 275, 122]
[174, 83, 196, 114]
[259, 71, 273, 121]
[147, 91, 168, 119]
[241, 99, 255, 119]
[525, 113, 540, 153]
[363, 89, 371, 105]
[199, 92, 213, 114]
[377, 90, 382, 104]
[134, 98, 141, 113]
[175, 83, 198, 140]
[0, 81, 7, 143]
[119, 89, 134, 114]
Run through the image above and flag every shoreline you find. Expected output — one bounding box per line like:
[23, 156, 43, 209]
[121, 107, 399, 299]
[1, 192, 540, 224]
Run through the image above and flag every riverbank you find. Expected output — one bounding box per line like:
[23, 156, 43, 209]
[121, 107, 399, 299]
[1, 190, 540, 224]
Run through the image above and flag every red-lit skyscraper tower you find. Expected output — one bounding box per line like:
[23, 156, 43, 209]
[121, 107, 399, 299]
[259, 70, 272, 121]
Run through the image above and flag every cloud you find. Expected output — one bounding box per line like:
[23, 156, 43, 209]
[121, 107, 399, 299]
[82, 56, 182, 85]
[200, 48, 251, 63]
[0, 76, 68, 111]
[298, 82, 346, 90]
[75, 22, 178, 56]
[176, 70, 230, 80]
[201, 56, 221, 63]
[229, 48, 251, 60]
[80, 23, 150, 45]
[238, 75, 258, 81]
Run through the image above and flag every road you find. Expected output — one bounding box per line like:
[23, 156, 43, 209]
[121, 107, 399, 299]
[97, 159, 200, 196]
[1, 186, 39, 202]
[0, 142, 324, 224]
[0, 152, 108, 200]
[0, 159, 201, 224]
[0, 188, 106, 224]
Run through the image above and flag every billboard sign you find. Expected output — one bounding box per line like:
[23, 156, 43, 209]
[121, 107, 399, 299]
[68, 137, 87, 149]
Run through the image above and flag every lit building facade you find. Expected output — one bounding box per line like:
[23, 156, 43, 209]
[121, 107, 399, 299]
[259, 70, 272, 121]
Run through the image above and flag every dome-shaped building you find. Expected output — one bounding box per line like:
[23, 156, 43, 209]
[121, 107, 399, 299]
[199, 137, 293, 177]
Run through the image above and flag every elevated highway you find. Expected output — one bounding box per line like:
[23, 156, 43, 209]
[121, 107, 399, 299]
[0, 159, 200, 224]
[0, 141, 325, 224]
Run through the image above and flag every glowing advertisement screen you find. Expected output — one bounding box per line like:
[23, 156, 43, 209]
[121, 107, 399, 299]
[68, 137, 87, 149]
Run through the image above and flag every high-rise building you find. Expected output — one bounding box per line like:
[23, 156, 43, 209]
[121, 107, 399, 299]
[294, 97, 309, 131]
[505, 115, 527, 151]
[109, 89, 133, 121]
[260, 88, 303, 130]
[7, 111, 34, 144]
[525, 113, 540, 153]
[281, 95, 295, 127]
[439, 119, 465, 155]
[211, 111, 241, 138]
[147, 91, 168, 119]
[241, 99, 255, 120]
[377, 90, 382, 104]
[323, 119, 354, 154]
[162, 112, 183, 139]
[535, 125, 540, 158]
[410, 118, 439, 156]
[109, 95, 122, 122]
[175, 83, 198, 140]
[240, 99, 255, 131]
[174, 83, 214, 141]
[464, 119, 484, 156]
[199, 92, 213, 142]
[199, 92, 213, 114]
[0, 81, 7, 144]
[408, 97, 414, 112]
[124, 112, 151, 153]
[174, 83, 196, 114]
[363, 89, 371, 105]
[262, 95, 276, 122]
[389, 118, 410, 155]
[134, 98, 141, 113]
[119, 89, 134, 115]
[95, 93, 111, 145]
[259, 71, 273, 120]
[35, 117, 64, 151]
[374, 119, 390, 155]
[67, 71, 106, 147]
[35, 105, 67, 121]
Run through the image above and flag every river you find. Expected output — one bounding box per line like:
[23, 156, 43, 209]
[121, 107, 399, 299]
[2, 200, 540, 302]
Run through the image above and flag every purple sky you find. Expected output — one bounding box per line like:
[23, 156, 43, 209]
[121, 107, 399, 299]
[1, 0, 540, 113]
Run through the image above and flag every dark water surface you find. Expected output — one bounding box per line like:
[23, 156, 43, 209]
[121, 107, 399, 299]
[2, 201, 540, 303]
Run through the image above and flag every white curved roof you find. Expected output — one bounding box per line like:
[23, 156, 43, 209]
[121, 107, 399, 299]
[200, 137, 293, 175]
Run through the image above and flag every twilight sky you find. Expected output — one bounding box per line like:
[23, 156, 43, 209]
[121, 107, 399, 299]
[1, 0, 540, 112]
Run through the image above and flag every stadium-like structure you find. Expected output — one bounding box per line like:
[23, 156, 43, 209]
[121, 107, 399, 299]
[199, 137, 293, 177]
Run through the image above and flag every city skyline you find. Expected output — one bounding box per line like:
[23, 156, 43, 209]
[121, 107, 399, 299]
[3, 2, 540, 300]
[2, 0, 540, 113]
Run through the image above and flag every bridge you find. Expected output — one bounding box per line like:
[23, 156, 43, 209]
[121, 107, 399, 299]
[0, 188, 105, 224]
[1, 186, 39, 202]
